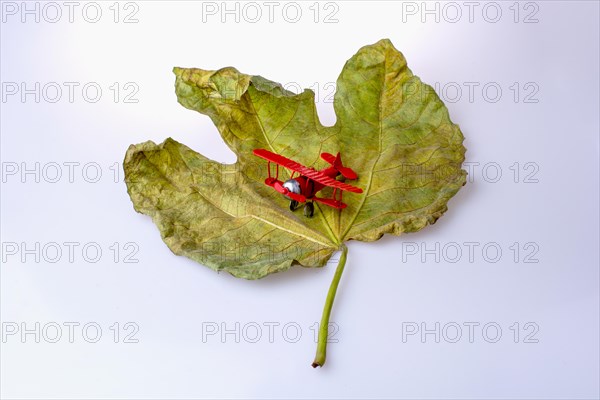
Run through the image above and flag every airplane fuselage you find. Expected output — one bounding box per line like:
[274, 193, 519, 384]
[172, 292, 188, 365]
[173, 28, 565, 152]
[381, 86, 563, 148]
[287, 166, 340, 199]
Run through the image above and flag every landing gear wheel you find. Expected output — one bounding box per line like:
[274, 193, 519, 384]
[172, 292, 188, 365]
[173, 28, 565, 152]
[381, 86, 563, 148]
[304, 202, 314, 218]
[289, 200, 299, 211]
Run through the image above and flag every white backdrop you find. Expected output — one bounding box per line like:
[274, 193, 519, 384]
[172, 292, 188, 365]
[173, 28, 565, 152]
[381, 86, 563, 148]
[1, 1, 599, 399]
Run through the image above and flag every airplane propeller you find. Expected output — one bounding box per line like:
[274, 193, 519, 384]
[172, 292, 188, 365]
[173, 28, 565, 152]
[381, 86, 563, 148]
[273, 181, 307, 202]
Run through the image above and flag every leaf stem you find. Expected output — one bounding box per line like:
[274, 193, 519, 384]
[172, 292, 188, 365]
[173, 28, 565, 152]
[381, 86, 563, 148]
[312, 244, 348, 368]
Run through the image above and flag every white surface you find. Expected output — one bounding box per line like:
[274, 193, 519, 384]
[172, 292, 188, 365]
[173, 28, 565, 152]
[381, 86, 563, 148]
[1, 1, 599, 399]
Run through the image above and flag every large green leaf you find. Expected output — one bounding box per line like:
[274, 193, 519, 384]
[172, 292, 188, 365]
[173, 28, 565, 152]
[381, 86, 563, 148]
[125, 39, 466, 279]
[123, 39, 467, 366]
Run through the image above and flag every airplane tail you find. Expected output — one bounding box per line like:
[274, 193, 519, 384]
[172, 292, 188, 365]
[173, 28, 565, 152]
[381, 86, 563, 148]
[321, 152, 358, 180]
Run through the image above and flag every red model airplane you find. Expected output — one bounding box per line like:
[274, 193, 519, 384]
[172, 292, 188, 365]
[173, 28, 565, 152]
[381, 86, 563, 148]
[253, 148, 363, 217]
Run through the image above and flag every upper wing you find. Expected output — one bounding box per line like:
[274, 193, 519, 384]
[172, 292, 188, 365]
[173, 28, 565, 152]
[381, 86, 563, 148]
[253, 149, 363, 194]
[253, 149, 306, 172]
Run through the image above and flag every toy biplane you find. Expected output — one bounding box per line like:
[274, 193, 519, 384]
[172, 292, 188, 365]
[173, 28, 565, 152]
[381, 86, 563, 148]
[253, 149, 363, 217]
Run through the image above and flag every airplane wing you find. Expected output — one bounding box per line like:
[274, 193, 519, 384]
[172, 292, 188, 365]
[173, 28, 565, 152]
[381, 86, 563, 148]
[253, 149, 363, 194]
[313, 196, 347, 209]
